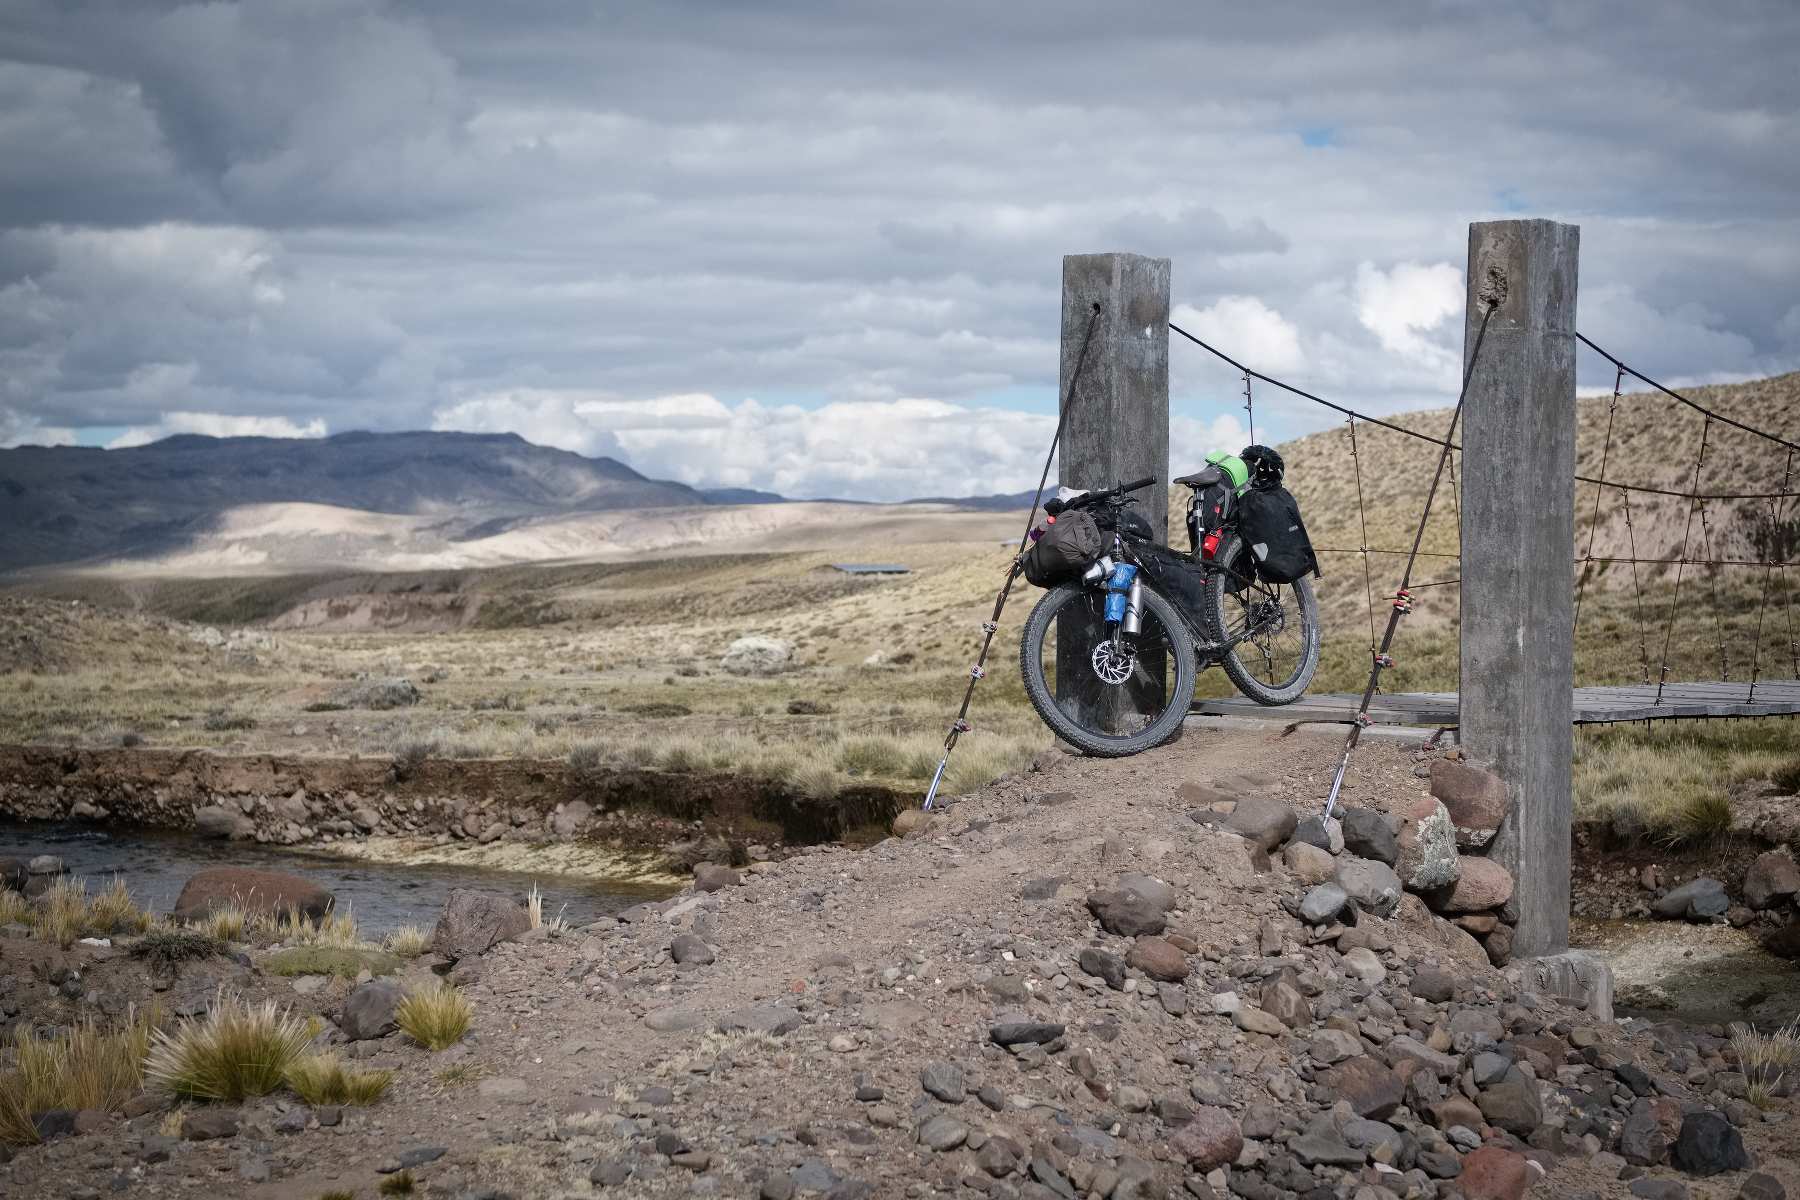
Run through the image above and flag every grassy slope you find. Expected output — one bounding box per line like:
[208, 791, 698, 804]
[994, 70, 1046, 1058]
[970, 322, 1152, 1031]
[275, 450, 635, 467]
[3, 371, 1796, 830]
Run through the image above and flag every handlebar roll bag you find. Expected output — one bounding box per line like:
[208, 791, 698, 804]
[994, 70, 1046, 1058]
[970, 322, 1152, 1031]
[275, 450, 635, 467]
[1022, 509, 1104, 588]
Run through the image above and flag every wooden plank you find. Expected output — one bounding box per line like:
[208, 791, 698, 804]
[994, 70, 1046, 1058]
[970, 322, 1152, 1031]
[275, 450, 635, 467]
[1192, 680, 1800, 727]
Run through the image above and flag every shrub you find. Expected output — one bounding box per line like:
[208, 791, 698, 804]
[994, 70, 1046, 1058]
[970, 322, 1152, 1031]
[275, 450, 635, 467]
[131, 929, 227, 976]
[0, 1009, 160, 1146]
[382, 924, 430, 958]
[202, 710, 257, 732]
[283, 1053, 392, 1106]
[144, 993, 313, 1102]
[568, 740, 607, 778]
[1659, 790, 1733, 847]
[395, 983, 472, 1051]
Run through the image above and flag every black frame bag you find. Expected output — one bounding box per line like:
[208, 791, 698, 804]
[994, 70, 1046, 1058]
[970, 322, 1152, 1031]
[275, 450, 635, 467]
[1022, 509, 1103, 587]
[1234, 485, 1318, 585]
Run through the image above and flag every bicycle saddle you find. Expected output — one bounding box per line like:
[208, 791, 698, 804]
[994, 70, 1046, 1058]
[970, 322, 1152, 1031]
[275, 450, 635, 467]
[1173, 465, 1226, 489]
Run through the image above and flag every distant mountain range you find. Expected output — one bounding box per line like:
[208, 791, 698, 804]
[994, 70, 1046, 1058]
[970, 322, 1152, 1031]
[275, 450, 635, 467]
[0, 430, 1034, 571]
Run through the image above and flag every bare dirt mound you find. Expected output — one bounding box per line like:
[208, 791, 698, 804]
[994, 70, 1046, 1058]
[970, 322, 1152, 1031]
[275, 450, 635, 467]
[7, 725, 1790, 1200]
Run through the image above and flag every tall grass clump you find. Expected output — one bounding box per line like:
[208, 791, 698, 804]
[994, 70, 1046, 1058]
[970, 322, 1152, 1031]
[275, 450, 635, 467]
[0, 890, 28, 928]
[255, 905, 361, 949]
[0, 1008, 160, 1146]
[382, 924, 431, 958]
[283, 1053, 392, 1106]
[192, 906, 248, 942]
[395, 983, 472, 1051]
[30, 876, 151, 947]
[1731, 1017, 1800, 1108]
[144, 993, 313, 1102]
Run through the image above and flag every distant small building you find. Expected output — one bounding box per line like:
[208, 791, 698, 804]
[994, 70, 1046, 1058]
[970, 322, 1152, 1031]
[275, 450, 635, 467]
[830, 563, 911, 575]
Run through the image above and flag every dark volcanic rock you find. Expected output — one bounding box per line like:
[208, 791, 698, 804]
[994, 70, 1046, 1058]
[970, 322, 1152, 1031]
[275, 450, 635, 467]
[1320, 1056, 1403, 1120]
[1079, 947, 1127, 989]
[1671, 1111, 1749, 1177]
[990, 1016, 1064, 1047]
[341, 978, 405, 1041]
[1340, 807, 1398, 866]
[1652, 878, 1730, 922]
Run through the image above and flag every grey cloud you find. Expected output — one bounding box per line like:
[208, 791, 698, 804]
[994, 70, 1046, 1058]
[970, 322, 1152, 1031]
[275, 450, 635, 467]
[1, 0, 1797, 485]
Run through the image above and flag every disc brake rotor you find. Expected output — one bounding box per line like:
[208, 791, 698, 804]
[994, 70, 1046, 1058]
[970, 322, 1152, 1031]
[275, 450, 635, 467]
[1090, 640, 1137, 686]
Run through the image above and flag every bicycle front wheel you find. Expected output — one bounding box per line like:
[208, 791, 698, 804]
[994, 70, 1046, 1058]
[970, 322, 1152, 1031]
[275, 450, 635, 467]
[1202, 533, 1321, 705]
[1018, 580, 1198, 757]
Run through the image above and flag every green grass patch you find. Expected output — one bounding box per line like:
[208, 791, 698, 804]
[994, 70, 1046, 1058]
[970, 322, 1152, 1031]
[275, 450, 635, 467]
[263, 946, 401, 979]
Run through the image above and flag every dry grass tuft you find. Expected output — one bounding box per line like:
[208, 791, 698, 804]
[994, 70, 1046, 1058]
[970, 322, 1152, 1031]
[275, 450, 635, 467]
[395, 982, 472, 1051]
[0, 1007, 161, 1146]
[27, 875, 153, 947]
[144, 992, 313, 1102]
[432, 1062, 486, 1091]
[381, 924, 431, 958]
[378, 1169, 416, 1195]
[256, 905, 362, 949]
[1731, 1017, 1800, 1108]
[284, 1053, 392, 1106]
[318, 1192, 356, 1200]
[0, 889, 28, 927]
[192, 906, 248, 942]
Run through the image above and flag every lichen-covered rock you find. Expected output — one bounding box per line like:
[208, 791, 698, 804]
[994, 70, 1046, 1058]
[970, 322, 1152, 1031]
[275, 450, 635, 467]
[1397, 797, 1460, 892]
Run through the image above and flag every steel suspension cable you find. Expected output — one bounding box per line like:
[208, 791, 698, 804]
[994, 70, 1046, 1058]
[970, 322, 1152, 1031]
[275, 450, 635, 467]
[921, 303, 1102, 811]
[1654, 415, 1712, 705]
[1324, 301, 1497, 820]
[1573, 366, 1625, 668]
[1345, 415, 1379, 651]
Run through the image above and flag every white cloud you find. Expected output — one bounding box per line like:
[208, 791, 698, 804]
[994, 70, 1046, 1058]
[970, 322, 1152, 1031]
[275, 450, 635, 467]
[1353, 261, 1464, 376]
[107, 411, 328, 449]
[1172, 297, 1304, 375]
[0, 410, 77, 448]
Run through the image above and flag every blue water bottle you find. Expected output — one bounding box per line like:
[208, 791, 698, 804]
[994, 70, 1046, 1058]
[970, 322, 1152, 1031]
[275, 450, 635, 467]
[1103, 562, 1138, 623]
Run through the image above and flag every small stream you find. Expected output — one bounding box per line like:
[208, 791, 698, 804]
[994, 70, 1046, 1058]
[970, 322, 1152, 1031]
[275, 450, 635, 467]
[1, 823, 671, 935]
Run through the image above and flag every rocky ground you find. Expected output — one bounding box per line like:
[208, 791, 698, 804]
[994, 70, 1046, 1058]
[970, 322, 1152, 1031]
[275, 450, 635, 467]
[2, 724, 1797, 1200]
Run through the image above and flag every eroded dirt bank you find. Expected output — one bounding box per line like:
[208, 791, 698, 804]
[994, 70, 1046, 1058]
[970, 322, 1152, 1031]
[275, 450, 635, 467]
[0, 744, 905, 861]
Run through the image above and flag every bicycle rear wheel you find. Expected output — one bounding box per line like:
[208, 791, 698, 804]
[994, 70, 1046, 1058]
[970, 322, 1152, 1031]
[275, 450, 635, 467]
[1202, 533, 1320, 705]
[1018, 580, 1198, 757]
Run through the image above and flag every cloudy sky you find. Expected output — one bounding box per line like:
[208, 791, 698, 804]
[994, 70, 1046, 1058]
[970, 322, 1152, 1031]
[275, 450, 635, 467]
[2, 1, 1797, 500]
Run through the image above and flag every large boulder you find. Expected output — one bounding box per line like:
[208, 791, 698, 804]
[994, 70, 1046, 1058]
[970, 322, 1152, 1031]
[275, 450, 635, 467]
[172, 867, 334, 921]
[1334, 857, 1403, 917]
[1476, 1066, 1543, 1136]
[1652, 878, 1730, 922]
[341, 978, 406, 1041]
[720, 636, 793, 677]
[193, 805, 255, 841]
[1432, 857, 1515, 913]
[0, 857, 28, 892]
[1429, 759, 1508, 849]
[1226, 796, 1297, 851]
[1396, 797, 1460, 892]
[1671, 1111, 1749, 1176]
[1086, 888, 1165, 937]
[430, 888, 531, 962]
[1744, 850, 1800, 911]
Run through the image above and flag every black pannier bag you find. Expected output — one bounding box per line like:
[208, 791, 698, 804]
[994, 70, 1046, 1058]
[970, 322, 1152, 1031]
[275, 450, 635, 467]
[1234, 485, 1319, 585]
[1021, 508, 1103, 587]
[1136, 544, 1208, 622]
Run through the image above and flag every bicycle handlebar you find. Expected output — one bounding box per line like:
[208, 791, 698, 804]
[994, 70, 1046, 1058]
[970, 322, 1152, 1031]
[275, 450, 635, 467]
[1044, 476, 1157, 516]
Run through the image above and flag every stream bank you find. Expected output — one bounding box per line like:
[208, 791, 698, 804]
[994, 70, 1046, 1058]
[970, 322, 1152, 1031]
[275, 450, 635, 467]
[0, 743, 906, 864]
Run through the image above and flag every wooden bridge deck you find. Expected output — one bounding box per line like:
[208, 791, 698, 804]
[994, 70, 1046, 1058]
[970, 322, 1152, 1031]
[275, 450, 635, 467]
[1194, 680, 1800, 727]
